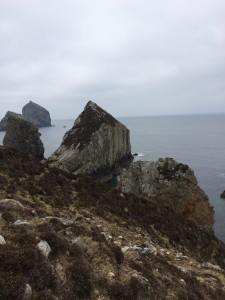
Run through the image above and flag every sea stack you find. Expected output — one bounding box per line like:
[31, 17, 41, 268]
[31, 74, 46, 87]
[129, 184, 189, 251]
[0, 111, 24, 132]
[3, 116, 44, 158]
[48, 101, 132, 179]
[22, 101, 51, 127]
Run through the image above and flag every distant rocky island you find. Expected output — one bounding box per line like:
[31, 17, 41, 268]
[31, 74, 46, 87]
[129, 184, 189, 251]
[1, 101, 225, 299]
[0, 100, 51, 131]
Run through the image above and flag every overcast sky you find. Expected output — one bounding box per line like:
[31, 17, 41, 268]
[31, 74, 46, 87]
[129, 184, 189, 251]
[0, 0, 225, 119]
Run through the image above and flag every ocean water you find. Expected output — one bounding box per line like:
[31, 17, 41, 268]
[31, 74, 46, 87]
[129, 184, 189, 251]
[0, 114, 225, 241]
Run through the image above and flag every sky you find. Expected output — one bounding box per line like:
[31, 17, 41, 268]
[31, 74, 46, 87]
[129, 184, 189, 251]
[0, 0, 225, 119]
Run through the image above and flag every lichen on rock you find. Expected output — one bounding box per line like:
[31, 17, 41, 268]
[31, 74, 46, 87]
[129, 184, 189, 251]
[48, 101, 132, 179]
[117, 158, 214, 229]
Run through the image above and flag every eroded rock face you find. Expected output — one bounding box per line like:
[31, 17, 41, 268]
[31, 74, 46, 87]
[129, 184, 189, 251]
[3, 116, 44, 158]
[0, 111, 24, 131]
[22, 101, 51, 127]
[117, 158, 214, 229]
[48, 101, 132, 179]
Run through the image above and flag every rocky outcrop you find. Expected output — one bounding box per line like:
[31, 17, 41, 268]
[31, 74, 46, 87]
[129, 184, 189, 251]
[22, 101, 51, 127]
[48, 101, 132, 179]
[117, 158, 214, 229]
[220, 191, 225, 199]
[0, 111, 23, 131]
[1, 147, 225, 299]
[3, 116, 44, 158]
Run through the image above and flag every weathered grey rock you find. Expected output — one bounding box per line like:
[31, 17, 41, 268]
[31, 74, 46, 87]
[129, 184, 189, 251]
[0, 199, 25, 210]
[117, 158, 214, 229]
[13, 220, 31, 226]
[176, 253, 189, 261]
[22, 101, 51, 127]
[37, 240, 51, 258]
[71, 237, 87, 252]
[22, 283, 32, 300]
[48, 101, 132, 179]
[0, 235, 6, 244]
[44, 216, 73, 226]
[3, 116, 44, 158]
[0, 111, 24, 131]
[201, 262, 221, 271]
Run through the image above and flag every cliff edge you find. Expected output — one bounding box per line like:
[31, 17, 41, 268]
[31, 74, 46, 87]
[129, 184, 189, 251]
[0, 147, 225, 299]
[117, 158, 214, 229]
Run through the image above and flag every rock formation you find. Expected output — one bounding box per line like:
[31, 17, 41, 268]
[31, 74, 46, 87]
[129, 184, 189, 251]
[0, 111, 23, 131]
[22, 101, 51, 127]
[220, 191, 225, 199]
[3, 116, 44, 158]
[48, 101, 132, 179]
[117, 158, 214, 229]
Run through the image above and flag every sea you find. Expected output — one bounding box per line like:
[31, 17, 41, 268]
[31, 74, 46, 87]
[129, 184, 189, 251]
[1, 114, 225, 242]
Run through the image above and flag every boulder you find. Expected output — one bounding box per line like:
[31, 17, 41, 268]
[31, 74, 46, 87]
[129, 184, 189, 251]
[3, 116, 44, 158]
[0, 199, 25, 211]
[48, 101, 132, 179]
[117, 158, 214, 229]
[37, 240, 51, 258]
[22, 101, 51, 127]
[0, 235, 6, 245]
[0, 111, 24, 131]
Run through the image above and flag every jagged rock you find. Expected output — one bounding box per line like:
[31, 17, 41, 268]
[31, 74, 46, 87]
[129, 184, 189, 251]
[22, 284, 32, 300]
[201, 262, 221, 271]
[44, 216, 73, 226]
[117, 158, 214, 229]
[176, 253, 189, 260]
[0, 235, 6, 244]
[22, 101, 51, 127]
[13, 220, 31, 226]
[220, 191, 225, 199]
[48, 101, 132, 179]
[0, 199, 25, 210]
[3, 116, 44, 158]
[37, 240, 51, 258]
[0, 111, 24, 131]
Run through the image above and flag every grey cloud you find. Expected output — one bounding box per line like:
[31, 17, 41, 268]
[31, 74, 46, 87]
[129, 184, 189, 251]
[0, 0, 225, 119]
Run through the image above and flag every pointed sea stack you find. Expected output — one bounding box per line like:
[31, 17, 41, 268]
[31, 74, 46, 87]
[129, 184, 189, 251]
[22, 101, 51, 127]
[3, 116, 44, 158]
[0, 111, 24, 132]
[48, 101, 132, 179]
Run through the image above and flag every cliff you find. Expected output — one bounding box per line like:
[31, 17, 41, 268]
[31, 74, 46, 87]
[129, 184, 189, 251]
[48, 101, 132, 179]
[0, 111, 23, 131]
[0, 147, 225, 299]
[22, 101, 51, 128]
[3, 116, 44, 158]
[117, 158, 214, 229]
